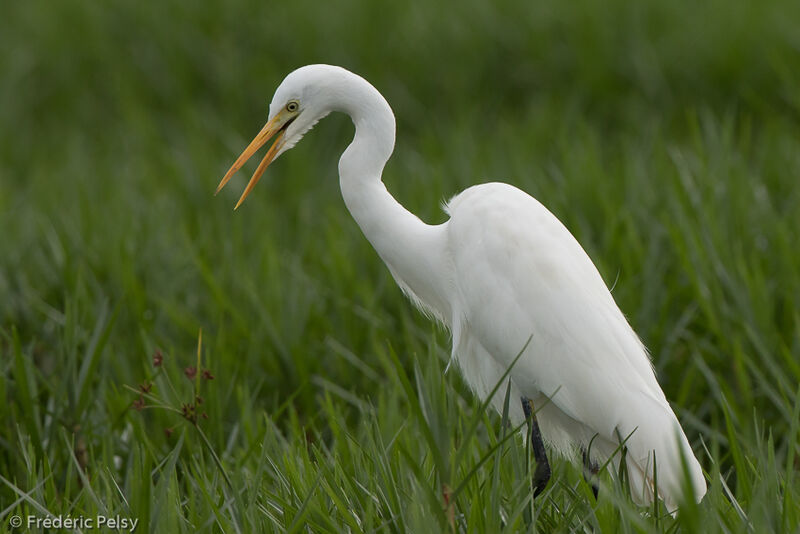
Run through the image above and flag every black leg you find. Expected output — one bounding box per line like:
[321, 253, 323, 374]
[521, 397, 551, 497]
[582, 447, 600, 499]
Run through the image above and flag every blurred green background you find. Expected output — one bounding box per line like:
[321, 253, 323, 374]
[1, 0, 799, 531]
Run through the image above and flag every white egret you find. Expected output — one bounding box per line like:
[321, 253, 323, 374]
[216, 64, 706, 510]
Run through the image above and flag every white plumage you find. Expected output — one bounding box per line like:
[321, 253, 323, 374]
[217, 64, 707, 511]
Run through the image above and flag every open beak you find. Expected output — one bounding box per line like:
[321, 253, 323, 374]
[215, 109, 294, 209]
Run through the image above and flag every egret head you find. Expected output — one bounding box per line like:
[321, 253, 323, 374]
[215, 65, 344, 209]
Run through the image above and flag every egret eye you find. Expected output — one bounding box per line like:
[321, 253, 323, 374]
[286, 100, 299, 112]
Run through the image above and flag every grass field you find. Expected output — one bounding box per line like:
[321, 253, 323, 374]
[2, 0, 799, 532]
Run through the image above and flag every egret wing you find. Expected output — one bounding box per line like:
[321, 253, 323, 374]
[445, 182, 704, 505]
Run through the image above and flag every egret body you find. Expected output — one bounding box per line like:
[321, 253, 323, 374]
[217, 64, 706, 510]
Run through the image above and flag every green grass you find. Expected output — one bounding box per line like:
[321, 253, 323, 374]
[1, 0, 799, 531]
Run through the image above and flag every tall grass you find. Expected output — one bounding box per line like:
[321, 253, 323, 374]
[1, 0, 799, 531]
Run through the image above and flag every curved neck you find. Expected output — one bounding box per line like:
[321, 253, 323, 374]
[333, 73, 451, 323]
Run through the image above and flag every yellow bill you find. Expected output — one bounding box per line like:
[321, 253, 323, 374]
[216, 109, 293, 209]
